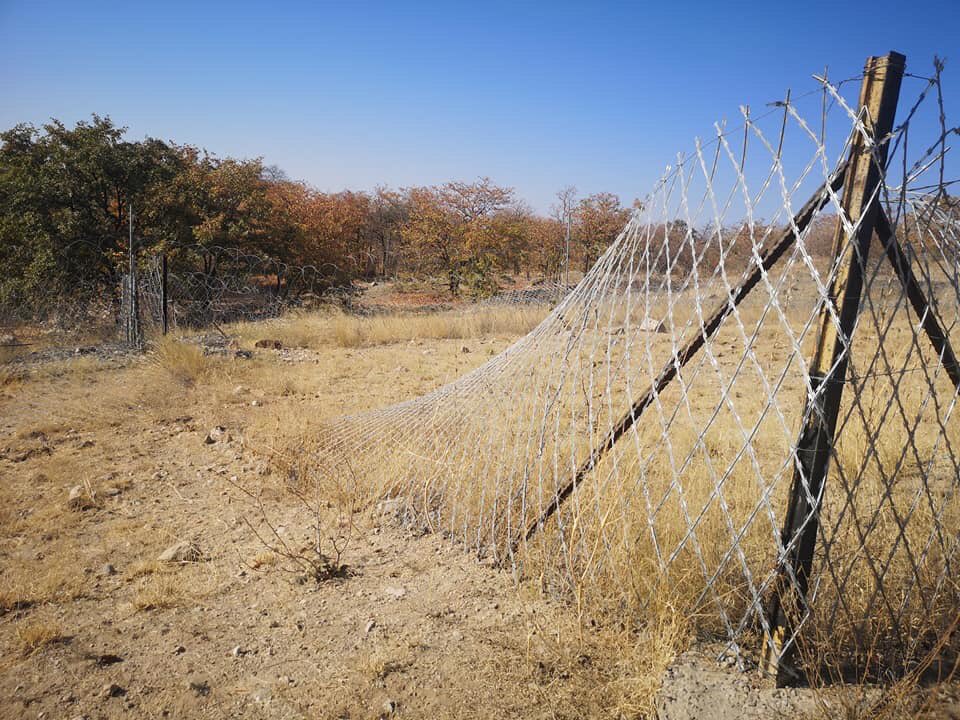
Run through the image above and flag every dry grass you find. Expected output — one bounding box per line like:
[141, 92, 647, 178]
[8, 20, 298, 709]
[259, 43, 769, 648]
[1, 561, 88, 609]
[249, 550, 279, 569]
[224, 305, 548, 350]
[15, 619, 65, 655]
[126, 559, 164, 578]
[308, 272, 960, 702]
[0, 584, 30, 614]
[131, 573, 184, 611]
[147, 336, 210, 386]
[328, 306, 546, 347]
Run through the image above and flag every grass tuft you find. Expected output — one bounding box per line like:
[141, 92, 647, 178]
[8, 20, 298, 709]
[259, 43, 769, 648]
[16, 620, 65, 655]
[148, 337, 209, 386]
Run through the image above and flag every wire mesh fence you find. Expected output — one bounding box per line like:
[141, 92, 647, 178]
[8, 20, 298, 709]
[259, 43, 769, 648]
[137, 246, 338, 334]
[0, 244, 346, 357]
[313, 55, 960, 681]
[3, 51, 958, 685]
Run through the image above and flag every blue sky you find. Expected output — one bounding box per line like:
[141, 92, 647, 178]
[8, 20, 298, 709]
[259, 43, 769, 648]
[1, 0, 958, 213]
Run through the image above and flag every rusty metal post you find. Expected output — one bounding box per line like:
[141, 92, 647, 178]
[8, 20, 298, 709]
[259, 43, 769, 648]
[762, 52, 906, 685]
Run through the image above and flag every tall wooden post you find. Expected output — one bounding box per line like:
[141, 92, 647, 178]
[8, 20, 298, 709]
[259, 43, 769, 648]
[161, 253, 169, 336]
[762, 52, 906, 684]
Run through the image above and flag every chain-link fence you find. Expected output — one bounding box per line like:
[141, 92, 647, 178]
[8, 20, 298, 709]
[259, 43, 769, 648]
[1, 243, 346, 359]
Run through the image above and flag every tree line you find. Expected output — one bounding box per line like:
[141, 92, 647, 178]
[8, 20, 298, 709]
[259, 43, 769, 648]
[0, 115, 633, 311]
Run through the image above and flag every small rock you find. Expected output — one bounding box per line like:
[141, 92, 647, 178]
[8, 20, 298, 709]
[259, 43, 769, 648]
[254, 339, 283, 350]
[95, 654, 124, 667]
[204, 426, 228, 444]
[158, 541, 202, 563]
[384, 586, 406, 600]
[381, 699, 396, 715]
[173, 645, 186, 655]
[250, 686, 272, 704]
[102, 487, 122, 497]
[100, 563, 116, 576]
[231, 645, 247, 658]
[67, 485, 94, 510]
[250, 400, 261, 407]
[187, 679, 210, 696]
[101, 683, 125, 698]
[461, 346, 471, 353]
[232, 385, 249, 396]
[364, 619, 376, 634]
[234, 350, 253, 359]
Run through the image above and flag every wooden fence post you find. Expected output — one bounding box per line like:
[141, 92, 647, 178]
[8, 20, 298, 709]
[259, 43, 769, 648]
[762, 51, 906, 685]
[161, 253, 169, 336]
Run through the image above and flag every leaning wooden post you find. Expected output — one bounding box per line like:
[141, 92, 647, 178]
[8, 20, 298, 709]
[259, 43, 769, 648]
[762, 52, 906, 684]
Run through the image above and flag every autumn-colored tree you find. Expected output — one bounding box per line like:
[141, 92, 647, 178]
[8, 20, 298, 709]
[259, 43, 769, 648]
[573, 192, 631, 273]
[0, 114, 652, 313]
[366, 187, 409, 277]
[527, 216, 566, 280]
[403, 178, 515, 296]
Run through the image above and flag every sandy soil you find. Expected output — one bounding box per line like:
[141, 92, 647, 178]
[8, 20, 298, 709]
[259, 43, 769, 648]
[0, 337, 610, 720]
[1, 325, 956, 719]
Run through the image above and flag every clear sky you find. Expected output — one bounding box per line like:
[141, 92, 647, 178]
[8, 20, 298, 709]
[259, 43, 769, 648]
[1, 0, 958, 213]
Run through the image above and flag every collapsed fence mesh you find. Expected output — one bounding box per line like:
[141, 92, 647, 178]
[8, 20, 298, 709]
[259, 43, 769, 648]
[315, 58, 960, 677]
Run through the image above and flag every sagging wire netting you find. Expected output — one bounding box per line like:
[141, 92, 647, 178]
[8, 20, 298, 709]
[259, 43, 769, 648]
[316, 61, 960, 674]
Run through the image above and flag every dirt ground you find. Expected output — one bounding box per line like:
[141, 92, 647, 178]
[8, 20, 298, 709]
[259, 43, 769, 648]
[1, 319, 956, 719]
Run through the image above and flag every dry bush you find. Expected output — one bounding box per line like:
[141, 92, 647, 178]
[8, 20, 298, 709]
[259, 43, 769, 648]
[231, 451, 367, 584]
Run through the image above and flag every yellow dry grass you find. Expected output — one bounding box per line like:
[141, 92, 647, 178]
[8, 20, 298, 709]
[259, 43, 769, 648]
[147, 336, 210, 386]
[303, 260, 960, 704]
[131, 573, 185, 611]
[15, 619, 65, 656]
[224, 305, 548, 350]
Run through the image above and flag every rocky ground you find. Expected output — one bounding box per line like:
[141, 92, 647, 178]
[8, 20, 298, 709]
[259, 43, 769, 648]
[1, 324, 957, 719]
